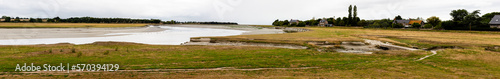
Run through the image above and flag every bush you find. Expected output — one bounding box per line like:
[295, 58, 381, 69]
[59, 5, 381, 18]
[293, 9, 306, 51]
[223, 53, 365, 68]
[290, 23, 298, 27]
[71, 48, 76, 53]
[423, 24, 433, 28]
[364, 23, 378, 28]
[297, 22, 306, 27]
[434, 23, 443, 30]
[77, 52, 82, 57]
[412, 23, 421, 28]
[392, 23, 404, 28]
[104, 50, 110, 55]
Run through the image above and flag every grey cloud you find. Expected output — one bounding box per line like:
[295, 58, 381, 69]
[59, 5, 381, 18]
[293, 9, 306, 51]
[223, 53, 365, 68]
[0, 0, 499, 25]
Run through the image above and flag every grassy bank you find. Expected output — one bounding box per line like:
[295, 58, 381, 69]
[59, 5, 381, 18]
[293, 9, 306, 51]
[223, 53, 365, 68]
[208, 26, 500, 48]
[1, 26, 500, 78]
[0, 42, 499, 78]
[0, 23, 148, 28]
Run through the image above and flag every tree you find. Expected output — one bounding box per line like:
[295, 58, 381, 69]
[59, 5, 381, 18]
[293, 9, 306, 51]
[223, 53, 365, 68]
[4, 17, 10, 22]
[426, 16, 441, 28]
[392, 23, 404, 28]
[353, 5, 357, 19]
[335, 17, 342, 26]
[481, 12, 500, 25]
[272, 19, 279, 26]
[482, 12, 500, 19]
[423, 24, 433, 28]
[347, 5, 352, 26]
[54, 16, 61, 23]
[36, 18, 43, 22]
[412, 23, 421, 28]
[463, 10, 481, 27]
[282, 20, 289, 26]
[357, 20, 368, 26]
[327, 17, 335, 25]
[290, 22, 298, 27]
[29, 18, 36, 22]
[14, 17, 20, 22]
[394, 15, 403, 20]
[450, 9, 468, 21]
[352, 5, 358, 26]
[297, 21, 306, 27]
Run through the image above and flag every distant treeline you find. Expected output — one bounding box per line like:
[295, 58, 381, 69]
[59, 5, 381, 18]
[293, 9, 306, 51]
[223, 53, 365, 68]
[62, 17, 161, 23]
[1, 16, 162, 23]
[272, 5, 360, 27]
[0, 16, 238, 25]
[272, 6, 500, 31]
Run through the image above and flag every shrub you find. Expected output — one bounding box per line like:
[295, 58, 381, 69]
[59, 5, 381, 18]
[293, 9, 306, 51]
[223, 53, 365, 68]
[77, 52, 82, 57]
[412, 23, 421, 28]
[434, 23, 443, 30]
[392, 23, 404, 28]
[104, 50, 110, 55]
[71, 48, 76, 53]
[423, 24, 433, 28]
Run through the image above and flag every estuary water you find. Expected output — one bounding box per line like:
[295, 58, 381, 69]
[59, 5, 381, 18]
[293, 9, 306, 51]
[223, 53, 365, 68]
[0, 26, 247, 45]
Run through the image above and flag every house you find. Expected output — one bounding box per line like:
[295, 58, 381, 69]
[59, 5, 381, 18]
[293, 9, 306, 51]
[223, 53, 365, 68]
[289, 19, 300, 25]
[393, 18, 423, 27]
[318, 19, 332, 27]
[490, 15, 500, 28]
[393, 20, 410, 27]
[20, 19, 30, 22]
[409, 20, 423, 25]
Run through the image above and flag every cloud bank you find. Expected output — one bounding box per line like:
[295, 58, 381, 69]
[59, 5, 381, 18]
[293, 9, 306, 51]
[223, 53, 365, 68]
[0, 0, 499, 25]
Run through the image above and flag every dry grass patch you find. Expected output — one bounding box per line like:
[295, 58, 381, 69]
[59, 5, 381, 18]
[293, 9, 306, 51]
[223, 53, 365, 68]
[212, 27, 500, 48]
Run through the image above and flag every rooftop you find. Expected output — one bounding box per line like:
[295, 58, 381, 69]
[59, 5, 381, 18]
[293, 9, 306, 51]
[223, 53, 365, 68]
[490, 15, 500, 25]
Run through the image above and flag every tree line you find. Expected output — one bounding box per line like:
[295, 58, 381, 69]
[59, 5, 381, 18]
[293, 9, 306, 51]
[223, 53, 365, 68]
[1, 16, 238, 25]
[1, 16, 162, 23]
[271, 5, 500, 31]
[442, 9, 500, 31]
[363, 9, 500, 31]
[272, 5, 360, 27]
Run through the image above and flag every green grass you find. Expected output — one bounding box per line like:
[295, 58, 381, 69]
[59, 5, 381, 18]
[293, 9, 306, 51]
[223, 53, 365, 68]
[2, 26, 500, 78]
[0, 43, 425, 72]
[1, 42, 499, 78]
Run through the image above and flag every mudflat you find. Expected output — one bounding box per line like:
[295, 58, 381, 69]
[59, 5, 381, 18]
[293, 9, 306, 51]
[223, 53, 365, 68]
[0, 27, 166, 40]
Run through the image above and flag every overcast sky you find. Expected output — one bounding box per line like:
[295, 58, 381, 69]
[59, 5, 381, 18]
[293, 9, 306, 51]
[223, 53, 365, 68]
[0, 0, 499, 25]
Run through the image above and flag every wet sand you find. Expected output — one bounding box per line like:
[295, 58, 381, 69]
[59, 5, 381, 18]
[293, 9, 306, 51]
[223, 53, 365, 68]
[0, 26, 167, 40]
[0, 25, 284, 40]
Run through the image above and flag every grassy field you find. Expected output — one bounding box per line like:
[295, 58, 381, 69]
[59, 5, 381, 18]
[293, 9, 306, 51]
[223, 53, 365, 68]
[209, 26, 500, 48]
[0, 23, 148, 28]
[1, 26, 500, 78]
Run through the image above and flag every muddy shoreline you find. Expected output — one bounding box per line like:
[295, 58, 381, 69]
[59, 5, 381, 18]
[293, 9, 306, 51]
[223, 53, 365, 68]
[0, 26, 167, 40]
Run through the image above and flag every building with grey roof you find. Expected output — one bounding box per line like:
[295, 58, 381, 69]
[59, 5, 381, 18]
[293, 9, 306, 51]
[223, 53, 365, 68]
[490, 15, 500, 28]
